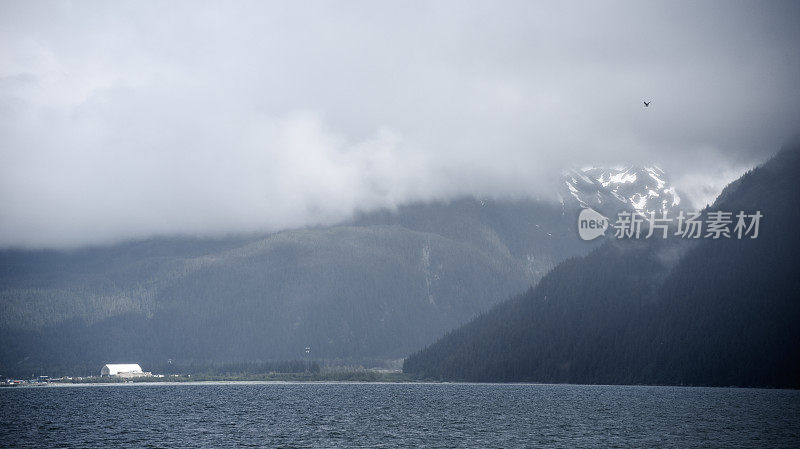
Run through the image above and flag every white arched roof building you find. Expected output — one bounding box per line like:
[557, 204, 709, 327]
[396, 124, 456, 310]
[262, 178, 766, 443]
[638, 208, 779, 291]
[100, 364, 144, 376]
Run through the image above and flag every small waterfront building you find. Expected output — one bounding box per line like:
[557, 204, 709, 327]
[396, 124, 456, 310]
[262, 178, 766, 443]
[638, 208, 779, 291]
[100, 364, 151, 378]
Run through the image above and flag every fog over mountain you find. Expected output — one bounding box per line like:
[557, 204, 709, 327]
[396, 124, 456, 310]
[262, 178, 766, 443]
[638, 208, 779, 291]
[2, 1, 799, 248]
[404, 144, 800, 387]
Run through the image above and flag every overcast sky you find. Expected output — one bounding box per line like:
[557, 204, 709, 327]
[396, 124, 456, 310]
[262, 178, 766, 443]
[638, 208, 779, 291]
[1, 1, 799, 248]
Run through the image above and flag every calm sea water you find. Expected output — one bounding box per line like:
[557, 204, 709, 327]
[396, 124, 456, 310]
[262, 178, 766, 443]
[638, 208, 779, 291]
[1, 382, 799, 448]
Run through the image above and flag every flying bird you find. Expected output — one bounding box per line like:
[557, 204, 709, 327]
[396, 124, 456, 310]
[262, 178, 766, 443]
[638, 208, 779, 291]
[643, 100, 651, 107]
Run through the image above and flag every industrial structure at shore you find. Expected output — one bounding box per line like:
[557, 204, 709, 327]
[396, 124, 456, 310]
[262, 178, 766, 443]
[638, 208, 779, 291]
[100, 363, 152, 378]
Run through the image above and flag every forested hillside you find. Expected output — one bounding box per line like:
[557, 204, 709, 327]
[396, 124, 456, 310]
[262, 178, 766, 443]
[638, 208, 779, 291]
[404, 144, 800, 388]
[0, 197, 590, 376]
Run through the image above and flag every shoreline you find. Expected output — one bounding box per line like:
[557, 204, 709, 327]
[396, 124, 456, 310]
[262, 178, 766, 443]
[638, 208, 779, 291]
[3, 380, 797, 392]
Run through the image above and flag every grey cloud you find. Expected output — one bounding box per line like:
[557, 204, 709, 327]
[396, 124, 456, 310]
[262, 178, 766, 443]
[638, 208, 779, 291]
[1, 0, 799, 247]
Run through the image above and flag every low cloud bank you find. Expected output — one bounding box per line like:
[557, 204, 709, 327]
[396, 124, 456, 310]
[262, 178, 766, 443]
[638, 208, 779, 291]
[1, 1, 798, 248]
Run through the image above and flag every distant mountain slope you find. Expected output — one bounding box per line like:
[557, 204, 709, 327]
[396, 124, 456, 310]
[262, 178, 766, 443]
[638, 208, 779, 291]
[561, 165, 684, 218]
[0, 197, 590, 376]
[404, 144, 800, 388]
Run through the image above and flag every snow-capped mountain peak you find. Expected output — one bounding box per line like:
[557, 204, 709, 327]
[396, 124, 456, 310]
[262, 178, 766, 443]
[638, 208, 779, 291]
[562, 165, 683, 217]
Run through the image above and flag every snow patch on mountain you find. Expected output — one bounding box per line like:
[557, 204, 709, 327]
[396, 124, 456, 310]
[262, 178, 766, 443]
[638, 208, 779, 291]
[562, 165, 684, 217]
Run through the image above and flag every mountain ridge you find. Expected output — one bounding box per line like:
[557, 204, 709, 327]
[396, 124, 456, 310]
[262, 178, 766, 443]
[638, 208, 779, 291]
[403, 144, 800, 388]
[561, 165, 685, 218]
[0, 197, 590, 376]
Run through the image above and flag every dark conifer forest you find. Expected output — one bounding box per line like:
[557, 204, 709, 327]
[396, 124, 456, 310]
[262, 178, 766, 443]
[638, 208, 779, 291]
[404, 144, 800, 388]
